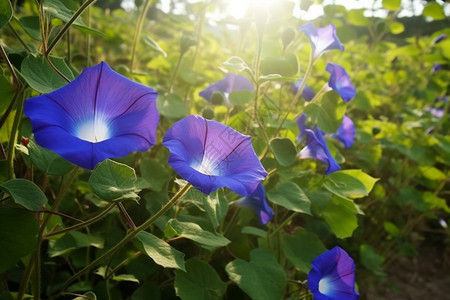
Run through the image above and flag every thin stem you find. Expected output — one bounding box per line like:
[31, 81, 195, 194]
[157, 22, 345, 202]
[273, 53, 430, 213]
[86, 6, 91, 67]
[44, 55, 71, 83]
[44, 203, 116, 238]
[6, 92, 25, 179]
[130, 0, 152, 78]
[60, 183, 192, 291]
[117, 202, 136, 230]
[269, 212, 298, 238]
[0, 92, 20, 130]
[46, 0, 97, 55]
[0, 43, 21, 88]
[7, 22, 32, 53]
[168, 53, 184, 94]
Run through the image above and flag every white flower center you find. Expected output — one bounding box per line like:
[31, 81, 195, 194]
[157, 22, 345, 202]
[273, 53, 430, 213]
[191, 155, 221, 176]
[76, 118, 110, 143]
[318, 277, 332, 295]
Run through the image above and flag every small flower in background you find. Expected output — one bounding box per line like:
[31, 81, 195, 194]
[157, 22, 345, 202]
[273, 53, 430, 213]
[425, 107, 444, 118]
[308, 246, 359, 300]
[326, 63, 356, 102]
[163, 115, 267, 196]
[292, 78, 316, 101]
[235, 183, 274, 225]
[298, 23, 344, 60]
[431, 63, 442, 74]
[432, 33, 447, 45]
[331, 115, 356, 148]
[298, 128, 341, 175]
[24, 62, 159, 170]
[199, 73, 254, 105]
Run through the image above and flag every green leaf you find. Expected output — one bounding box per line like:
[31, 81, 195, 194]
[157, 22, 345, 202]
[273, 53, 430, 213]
[347, 9, 369, 26]
[304, 93, 346, 134]
[167, 219, 230, 249]
[18, 16, 42, 40]
[383, 221, 400, 237]
[132, 282, 161, 300]
[0, 207, 39, 274]
[89, 159, 141, 202]
[423, 2, 446, 20]
[28, 139, 74, 175]
[48, 231, 104, 257]
[228, 90, 254, 106]
[226, 248, 286, 300]
[0, 0, 12, 29]
[382, 0, 401, 11]
[282, 228, 327, 273]
[143, 35, 167, 57]
[222, 56, 251, 73]
[423, 191, 450, 213]
[389, 21, 404, 35]
[241, 226, 267, 238]
[260, 54, 298, 77]
[324, 171, 371, 199]
[201, 189, 228, 229]
[270, 138, 297, 167]
[135, 231, 185, 270]
[21, 55, 75, 94]
[360, 244, 384, 271]
[419, 166, 446, 181]
[139, 159, 172, 192]
[174, 258, 226, 300]
[157, 94, 189, 119]
[338, 169, 378, 194]
[112, 274, 139, 283]
[0, 178, 47, 211]
[320, 200, 358, 238]
[267, 182, 311, 215]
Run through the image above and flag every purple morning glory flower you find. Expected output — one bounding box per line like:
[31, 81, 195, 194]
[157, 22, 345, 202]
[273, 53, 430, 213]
[298, 23, 344, 59]
[326, 63, 356, 102]
[292, 79, 316, 102]
[199, 73, 254, 105]
[431, 63, 442, 74]
[432, 33, 447, 45]
[235, 183, 274, 225]
[298, 128, 341, 175]
[162, 115, 267, 196]
[331, 115, 356, 148]
[308, 246, 359, 300]
[24, 62, 159, 170]
[426, 107, 444, 118]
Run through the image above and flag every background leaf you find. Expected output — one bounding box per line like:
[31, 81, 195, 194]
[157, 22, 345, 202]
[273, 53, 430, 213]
[0, 178, 47, 211]
[0, 0, 12, 29]
[267, 182, 311, 215]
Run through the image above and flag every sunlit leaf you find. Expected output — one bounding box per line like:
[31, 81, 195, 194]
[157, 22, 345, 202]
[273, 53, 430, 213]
[423, 2, 446, 20]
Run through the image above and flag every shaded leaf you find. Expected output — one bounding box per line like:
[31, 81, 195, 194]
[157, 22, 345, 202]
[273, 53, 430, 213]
[270, 138, 297, 167]
[0, 178, 47, 211]
[28, 139, 74, 175]
[0, 0, 12, 29]
[267, 182, 311, 215]
[157, 94, 189, 119]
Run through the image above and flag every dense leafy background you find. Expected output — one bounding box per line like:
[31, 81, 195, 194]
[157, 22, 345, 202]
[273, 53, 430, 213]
[0, 0, 449, 299]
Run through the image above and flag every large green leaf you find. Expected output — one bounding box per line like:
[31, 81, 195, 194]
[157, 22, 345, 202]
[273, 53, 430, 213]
[324, 170, 375, 199]
[18, 16, 42, 40]
[135, 231, 185, 270]
[174, 258, 226, 300]
[267, 182, 311, 215]
[423, 2, 446, 20]
[269, 138, 297, 167]
[89, 159, 141, 202]
[260, 53, 299, 77]
[48, 231, 104, 257]
[229, 90, 254, 106]
[28, 139, 74, 175]
[282, 229, 327, 273]
[157, 94, 189, 119]
[222, 56, 251, 73]
[320, 200, 358, 238]
[167, 219, 230, 249]
[226, 248, 286, 300]
[0, 178, 47, 211]
[0, 0, 12, 29]
[21, 55, 75, 93]
[382, 0, 401, 11]
[0, 207, 39, 274]
[304, 93, 346, 134]
[139, 159, 172, 192]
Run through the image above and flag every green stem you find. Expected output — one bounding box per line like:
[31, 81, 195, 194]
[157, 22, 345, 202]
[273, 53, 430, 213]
[60, 183, 192, 291]
[269, 212, 298, 238]
[117, 202, 136, 230]
[6, 92, 25, 179]
[8, 22, 33, 53]
[168, 53, 184, 94]
[129, 0, 152, 78]
[0, 43, 21, 89]
[43, 203, 116, 238]
[46, 0, 97, 55]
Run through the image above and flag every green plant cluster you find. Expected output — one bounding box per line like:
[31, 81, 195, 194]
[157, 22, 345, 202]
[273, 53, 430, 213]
[0, 0, 449, 299]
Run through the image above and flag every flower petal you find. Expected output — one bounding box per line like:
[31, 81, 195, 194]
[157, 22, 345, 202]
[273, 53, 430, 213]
[163, 115, 267, 196]
[292, 79, 316, 102]
[326, 63, 356, 102]
[308, 246, 359, 300]
[24, 62, 159, 169]
[298, 128, 340, 174]
[199, 73, 254, 102]
[298, 23, 344, 59]
[331, 115, 356, 148]
[235, 183, 274, 224]
[296, 114, 308, 142]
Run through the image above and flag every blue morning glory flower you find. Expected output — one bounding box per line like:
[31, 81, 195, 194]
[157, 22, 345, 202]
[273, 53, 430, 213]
[292, 79, 316, 102]
[235, 183, 274, 225]
[432, 33, 447, 45]
[298, 127, 341, 175]
[24, 62, 159, 170]
[298, 23, 344, 60]
[162, 115, 267, 196]
[308, 246, 359, 300]
[199, 73, 254, 105]
[326, 63, 356, 102]
[432, 63, 442, 74]
[331, 115, 356, 148]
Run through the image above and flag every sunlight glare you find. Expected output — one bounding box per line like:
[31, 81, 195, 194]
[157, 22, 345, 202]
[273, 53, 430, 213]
[224, 0, 278, 19]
